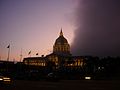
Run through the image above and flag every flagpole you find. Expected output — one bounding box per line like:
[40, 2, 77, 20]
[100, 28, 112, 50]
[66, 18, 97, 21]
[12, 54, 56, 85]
[28, 51, 31, 57]
[20, 48, 22, 62]
[7, 45, 10, 61]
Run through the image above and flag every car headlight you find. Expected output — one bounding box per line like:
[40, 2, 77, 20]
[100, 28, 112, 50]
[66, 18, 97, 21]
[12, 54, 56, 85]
[85, 77, 91, 80]
[0, 78, 3, 81]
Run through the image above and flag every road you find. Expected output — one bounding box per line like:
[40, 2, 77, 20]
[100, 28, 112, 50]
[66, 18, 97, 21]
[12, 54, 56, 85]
[0, 79, 120, 90]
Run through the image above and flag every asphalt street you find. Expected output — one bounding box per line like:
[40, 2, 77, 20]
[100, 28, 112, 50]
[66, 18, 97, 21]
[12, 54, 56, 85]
[0, 79, 120, 90]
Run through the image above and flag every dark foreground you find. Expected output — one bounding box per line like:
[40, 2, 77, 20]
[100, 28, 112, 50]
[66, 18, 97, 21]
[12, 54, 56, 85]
[0, 79, 120, 90]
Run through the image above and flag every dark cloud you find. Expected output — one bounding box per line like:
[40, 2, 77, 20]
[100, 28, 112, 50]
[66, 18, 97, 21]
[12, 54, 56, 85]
[71, 0, 120, 56]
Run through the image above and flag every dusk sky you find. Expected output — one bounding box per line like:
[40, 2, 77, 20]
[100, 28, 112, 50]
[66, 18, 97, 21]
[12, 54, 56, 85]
[1, 0, 120, 62]
[0, 0, 77, 61]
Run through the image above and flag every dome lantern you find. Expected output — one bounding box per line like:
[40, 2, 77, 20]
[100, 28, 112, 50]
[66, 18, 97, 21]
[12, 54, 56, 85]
[60, 28, 63, 36]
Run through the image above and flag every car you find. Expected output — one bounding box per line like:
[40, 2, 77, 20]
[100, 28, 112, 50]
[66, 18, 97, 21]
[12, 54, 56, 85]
[0, 73, 13, 86]
[46, 72, 60, 81]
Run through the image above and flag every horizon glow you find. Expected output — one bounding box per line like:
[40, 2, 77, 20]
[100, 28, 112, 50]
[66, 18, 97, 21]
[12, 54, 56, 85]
[0, 0, 78, 61]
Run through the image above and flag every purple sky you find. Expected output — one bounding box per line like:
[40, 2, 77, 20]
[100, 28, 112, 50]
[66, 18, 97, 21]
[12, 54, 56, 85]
[0, 0, 78, 61]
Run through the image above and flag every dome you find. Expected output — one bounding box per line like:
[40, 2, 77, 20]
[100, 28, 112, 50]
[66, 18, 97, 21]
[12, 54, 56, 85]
[53, 29, 71, 54]
[55, 35, 68, 45]
[54, 29, 68, 45]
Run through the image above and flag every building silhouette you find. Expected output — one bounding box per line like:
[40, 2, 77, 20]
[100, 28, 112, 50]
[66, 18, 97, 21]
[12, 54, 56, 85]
[23, 29, 85, 70]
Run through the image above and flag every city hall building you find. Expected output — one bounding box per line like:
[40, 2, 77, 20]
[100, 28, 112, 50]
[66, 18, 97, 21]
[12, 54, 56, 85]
[23, 29, 85, 69]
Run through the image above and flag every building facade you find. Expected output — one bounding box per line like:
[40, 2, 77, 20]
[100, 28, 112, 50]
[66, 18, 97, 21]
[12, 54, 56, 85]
[23, 29, 85, 69]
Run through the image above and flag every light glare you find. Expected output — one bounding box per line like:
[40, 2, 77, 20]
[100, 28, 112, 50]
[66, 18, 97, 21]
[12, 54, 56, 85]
[85, 77, 91, 80]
